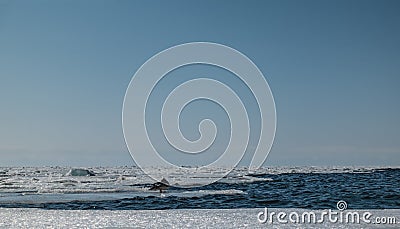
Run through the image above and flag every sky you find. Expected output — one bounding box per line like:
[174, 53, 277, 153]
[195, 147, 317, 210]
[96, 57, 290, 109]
[0, 0, 399, 166]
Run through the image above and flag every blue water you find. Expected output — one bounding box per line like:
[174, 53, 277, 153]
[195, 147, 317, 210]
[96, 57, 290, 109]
[0, 167, 399, 210]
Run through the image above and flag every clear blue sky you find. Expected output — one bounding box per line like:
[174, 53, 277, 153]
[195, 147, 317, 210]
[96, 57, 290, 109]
[0, 0, 399, 166]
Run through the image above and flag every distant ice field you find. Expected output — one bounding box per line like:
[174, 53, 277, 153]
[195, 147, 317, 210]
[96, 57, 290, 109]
[1, 166, 399, 210]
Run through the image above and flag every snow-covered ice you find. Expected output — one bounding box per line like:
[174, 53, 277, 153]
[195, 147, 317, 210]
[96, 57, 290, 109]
[0, 208, 398, 228]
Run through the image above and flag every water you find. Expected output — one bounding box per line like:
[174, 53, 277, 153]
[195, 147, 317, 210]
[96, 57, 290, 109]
[0, 166, 399, 210]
